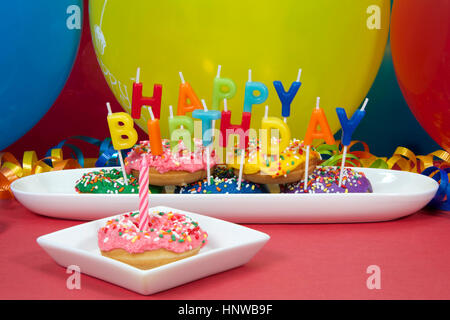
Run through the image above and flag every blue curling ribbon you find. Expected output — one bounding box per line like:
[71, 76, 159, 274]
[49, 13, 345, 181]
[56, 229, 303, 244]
[421, 166, 450, 211]
[95, 146, 131, 167]
[45, 136, 131, 169]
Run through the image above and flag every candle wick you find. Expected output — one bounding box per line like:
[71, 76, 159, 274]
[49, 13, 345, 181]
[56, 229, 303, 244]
[216, 65, 221, 78]
[361, 97, 369, 111]
[264, 105, 269, 118]
[179, 71, 185, 84]
[169, 105, 173, 118]
[201, 99, 208, 111]
[296, 68, 302, 82]
[148, 107, 155, 120]
[136, 67, 140, 83]
[248, 69, 252, 82]
[223, 98, 228, 112]
[316, 97, 320, 109]
[106, 102, 112, 115]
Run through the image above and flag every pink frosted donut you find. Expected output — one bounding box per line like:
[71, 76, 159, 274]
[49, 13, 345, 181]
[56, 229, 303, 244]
[98, 210, 208, 270]
[124, 139, 216, 186]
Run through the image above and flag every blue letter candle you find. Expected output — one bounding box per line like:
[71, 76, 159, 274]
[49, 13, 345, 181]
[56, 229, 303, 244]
[273, 81, 301, 118]
[336, 108, 366, 146]
[243, 81, 268, 113]
[192, 109, 222, 146]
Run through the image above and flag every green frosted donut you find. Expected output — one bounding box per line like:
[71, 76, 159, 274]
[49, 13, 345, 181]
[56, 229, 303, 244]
[75, 168, 163, 194]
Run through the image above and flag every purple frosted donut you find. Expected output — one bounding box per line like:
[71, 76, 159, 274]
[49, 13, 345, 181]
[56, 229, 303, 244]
[281, 167, 373, 194]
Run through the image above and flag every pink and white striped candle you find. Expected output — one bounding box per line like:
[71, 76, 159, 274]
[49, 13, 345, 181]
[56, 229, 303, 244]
[138, 155, 150, 231]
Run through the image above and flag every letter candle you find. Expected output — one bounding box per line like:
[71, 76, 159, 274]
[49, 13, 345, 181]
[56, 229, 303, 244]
[131, 67, 162, 119]
[177, 71, 203, 116]
[192, 100, 221, 185]
[220, 98, 252, 149]
[236, 101, 261, 191]
[243, 69, 269, 113]
[106, 102, 138, 185]
[261, 114, 291, 156]
[147, 107, 163, 156]
[168, 105, 194, 151]
[303, 97, 336, 189]
[336, 98, 368, 186]
[212, 65, 237, 110]
[273, 68, 302, 123]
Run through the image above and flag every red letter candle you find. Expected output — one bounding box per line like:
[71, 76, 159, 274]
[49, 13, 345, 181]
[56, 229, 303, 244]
[131, 68, 162, 119]
[220, 99, 251, 149]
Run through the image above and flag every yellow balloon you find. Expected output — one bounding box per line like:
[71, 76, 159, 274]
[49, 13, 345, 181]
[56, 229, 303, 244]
[89, 0, 389, 139]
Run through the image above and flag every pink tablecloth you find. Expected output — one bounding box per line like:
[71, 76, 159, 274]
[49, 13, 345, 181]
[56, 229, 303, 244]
[1, 199, 449, 299]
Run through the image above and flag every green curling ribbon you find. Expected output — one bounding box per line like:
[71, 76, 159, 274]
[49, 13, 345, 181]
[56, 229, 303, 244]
[315, 144, 339, 158]
[320, 153, 361, 167]
[369, 158, 389, 169]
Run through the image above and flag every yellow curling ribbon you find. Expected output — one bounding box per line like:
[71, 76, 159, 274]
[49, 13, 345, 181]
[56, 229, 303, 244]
[1, 137, 449, 208]
[321, 141, 449, 172]
[318, 141, 450, 211]
[0, 149, 81, 199]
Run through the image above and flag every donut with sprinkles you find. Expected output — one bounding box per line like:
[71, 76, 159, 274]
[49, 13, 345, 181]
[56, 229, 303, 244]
[176, 166, 268, 194]
[75, 168, 163, 194]
[281, 167, 373, 194]
[98, 210, 208, 270]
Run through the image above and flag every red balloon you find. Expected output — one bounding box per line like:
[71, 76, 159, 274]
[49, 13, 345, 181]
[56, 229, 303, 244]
[391, 0, 450, 153]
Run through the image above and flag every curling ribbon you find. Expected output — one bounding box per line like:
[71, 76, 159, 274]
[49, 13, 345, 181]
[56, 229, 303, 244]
[317, 141, 450, 211]
[1, 135, 449, 210]
[0, 136, 125, 199]
[0, 150, 80, 199]
[421, 167, 450, 211]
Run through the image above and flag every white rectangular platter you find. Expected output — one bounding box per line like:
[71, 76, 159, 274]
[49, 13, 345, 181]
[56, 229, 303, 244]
[12, 167, 438, 223]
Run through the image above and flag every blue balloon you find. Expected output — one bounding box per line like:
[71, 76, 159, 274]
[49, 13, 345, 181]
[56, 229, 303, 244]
[0, 0, 82, 150]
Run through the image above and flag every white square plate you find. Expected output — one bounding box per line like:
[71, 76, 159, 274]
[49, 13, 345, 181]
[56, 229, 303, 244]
[37, 206, 270, 295]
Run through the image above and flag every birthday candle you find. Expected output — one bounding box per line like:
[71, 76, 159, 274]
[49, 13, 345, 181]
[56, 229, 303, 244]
[336, 98, 368, 146]
[243, 69, 269, 113]
[261, 116, 291, 155]
[177, 71, 202, 116]
[168, 105, 194, 151]
[138, 155, 150, 231]
[220, 99, 252, 149]
[106, 102, 138, 185]
[147, 107, 163, 156]
[211, 65, 237, 110]
[304, 98, 335, 146]
[131, 67, 162, 119]
[273, 68, 302, 121]
[336, 98, 368, 186]
[303, 97, 335, 189]
[192, 100, 221, 186]
[192, 100, 221, 147]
